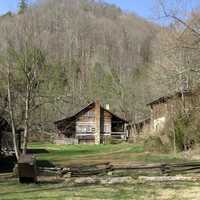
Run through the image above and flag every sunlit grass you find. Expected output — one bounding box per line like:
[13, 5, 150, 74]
[1, 178, 200, 200]
[0, 143, 198, 200]
[29, 142, 184, 166]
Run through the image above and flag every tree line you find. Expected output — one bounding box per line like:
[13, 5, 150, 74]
[0, 0, 200, 157]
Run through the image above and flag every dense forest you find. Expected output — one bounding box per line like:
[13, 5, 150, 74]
[0, 0, 200, 152]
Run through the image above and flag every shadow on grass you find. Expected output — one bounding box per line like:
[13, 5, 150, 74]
[0, 196, 69, 200]
[0, 155, 16, 173]
[36, 160, 55, 168]
[0, 178, 76, 198]
[27, 149, 49, 154]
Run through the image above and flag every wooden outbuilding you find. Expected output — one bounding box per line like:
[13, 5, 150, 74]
[54, 100, 129, 144]
[18, 154, 37, 183]
[147, 90, 200, 132]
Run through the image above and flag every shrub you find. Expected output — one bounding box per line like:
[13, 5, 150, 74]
[168, 111, 200, 152]
[144, 136, 169, 153]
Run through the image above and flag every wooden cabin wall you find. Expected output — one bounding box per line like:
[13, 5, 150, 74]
[150, 92, 200, 133]
[76, 107, 96, 144]
[150, 102, 168, 132]
[55, 105, 127, 144]
[102, 110, 111, 134]
[76, 107, 96, 133]
[76, 108, 112, 134]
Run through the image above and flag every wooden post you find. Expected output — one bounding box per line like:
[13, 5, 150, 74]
[150, 105, 154, 133]
[95, 99, 101, 144]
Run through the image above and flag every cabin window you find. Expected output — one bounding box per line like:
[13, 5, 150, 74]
[112, 122, 124, 132]
[104, 124, 111, 133]
[77, 125, 94, 133]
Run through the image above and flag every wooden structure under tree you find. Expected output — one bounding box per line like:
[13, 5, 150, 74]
[18, 154, 37, 183]
[54, 100, 129, 144]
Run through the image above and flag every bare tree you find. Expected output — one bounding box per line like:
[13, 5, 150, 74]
[7, 62, 20, 159]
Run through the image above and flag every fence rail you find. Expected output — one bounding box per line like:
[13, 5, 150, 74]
[39, 161, 200, 177]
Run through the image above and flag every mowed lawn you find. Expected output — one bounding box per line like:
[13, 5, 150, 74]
[1, 143, 200, 200]
[1, 178, 200, 200]
[29, 142, 185, 167]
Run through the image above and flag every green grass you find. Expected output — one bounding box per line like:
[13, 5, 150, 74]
[29, 142, 184, 167]
[0, 143, 197, 200]
[1, 178, 200, 200]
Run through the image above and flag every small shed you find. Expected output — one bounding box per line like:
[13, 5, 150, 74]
[18, 154, 37, 183]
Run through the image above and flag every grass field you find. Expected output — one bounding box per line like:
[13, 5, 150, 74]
[1, 143, 200, 200]
[29, 142, 185, 167]
[1, 178, 200, 200]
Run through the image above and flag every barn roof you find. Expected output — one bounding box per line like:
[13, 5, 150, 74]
[147, 90, 193, 106]
[54, 101, 128, 129]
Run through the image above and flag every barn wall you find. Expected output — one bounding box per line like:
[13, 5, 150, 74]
[150, 92, 200, 133]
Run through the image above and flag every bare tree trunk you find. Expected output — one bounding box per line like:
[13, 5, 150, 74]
[7, 66, 19, 160]
[22, 84, 30, 154]
[173, 121, 176, 155]
[172, 111, 177, 155]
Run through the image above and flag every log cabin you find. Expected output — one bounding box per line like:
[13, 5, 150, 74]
[54, 100, 129, 144]
[147, 89, 200, 132]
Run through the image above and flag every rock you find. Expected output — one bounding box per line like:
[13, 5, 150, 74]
[65, 176, 134, 185]
[63, 172, 71, 178]
[74, 177, 99, 185]
[107, 171, 113, 176]
[100, 176, 133, 185]
[138, 176, 200, 182]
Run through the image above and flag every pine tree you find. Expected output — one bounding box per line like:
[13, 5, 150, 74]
[18, 0, 28, 14]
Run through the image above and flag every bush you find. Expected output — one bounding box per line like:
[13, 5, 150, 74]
[168, 111, 200, 152]
[144, 136, 169, 153]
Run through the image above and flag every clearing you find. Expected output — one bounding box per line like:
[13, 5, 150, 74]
[1, 143, 200, 200]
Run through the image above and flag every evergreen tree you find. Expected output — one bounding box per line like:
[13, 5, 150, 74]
[18, 0, 28, 14]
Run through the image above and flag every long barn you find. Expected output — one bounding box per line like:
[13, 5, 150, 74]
[147, 89, 200, 132]
[54, 100, 129, 144]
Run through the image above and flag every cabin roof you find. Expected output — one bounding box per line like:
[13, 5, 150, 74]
[147, 90, 193, 106]
[54, 101, 128, 128]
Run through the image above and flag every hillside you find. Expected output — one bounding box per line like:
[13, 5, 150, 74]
[0, 0, 158, 131]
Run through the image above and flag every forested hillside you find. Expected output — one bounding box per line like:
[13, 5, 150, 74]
[0, 0, 158, 132]
[0, 0, 200, 136]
